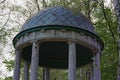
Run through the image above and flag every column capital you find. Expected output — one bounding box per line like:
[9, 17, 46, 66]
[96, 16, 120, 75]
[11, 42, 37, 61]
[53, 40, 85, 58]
[31, 40, 42, 45]
[31, 40, 39, 44]
[15, 47, 21, 51]
[68, 39, 76, 44]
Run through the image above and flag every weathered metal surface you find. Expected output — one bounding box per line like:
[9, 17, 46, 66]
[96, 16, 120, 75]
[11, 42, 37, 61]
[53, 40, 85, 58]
[20, 6, 95, 32]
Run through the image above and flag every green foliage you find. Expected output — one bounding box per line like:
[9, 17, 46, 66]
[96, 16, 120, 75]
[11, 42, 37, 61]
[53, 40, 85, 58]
[93, 1, 118, 79]
[50, 69, 68, 80]
[3, 59, 14, 72]
[3, 77, 12, 80]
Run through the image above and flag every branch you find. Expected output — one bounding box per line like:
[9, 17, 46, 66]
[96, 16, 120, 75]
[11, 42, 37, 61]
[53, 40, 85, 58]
[0, 0, 6, 4]
[1, 11, 11, 28]
[99, 0, 117, 45]
[35, 0, 40, 11]
[43, 0, 46, 9]
[87, 0, 91, 20]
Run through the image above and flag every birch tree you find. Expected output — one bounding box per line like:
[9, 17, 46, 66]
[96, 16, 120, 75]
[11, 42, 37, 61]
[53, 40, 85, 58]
[114, 0, 120, 80]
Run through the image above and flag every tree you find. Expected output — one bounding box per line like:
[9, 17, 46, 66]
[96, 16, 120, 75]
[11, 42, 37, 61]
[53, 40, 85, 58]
[114, 0, 120, 80]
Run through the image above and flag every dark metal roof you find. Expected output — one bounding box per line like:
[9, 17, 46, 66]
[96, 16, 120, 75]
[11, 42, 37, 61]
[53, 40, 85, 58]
[20, 6, 95, 33]
[13, 6, 104, 50]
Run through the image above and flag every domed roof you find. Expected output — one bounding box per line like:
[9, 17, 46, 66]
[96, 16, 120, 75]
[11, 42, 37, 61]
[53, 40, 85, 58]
[13, 6, 104, 50]
[20, 6, 95, 33]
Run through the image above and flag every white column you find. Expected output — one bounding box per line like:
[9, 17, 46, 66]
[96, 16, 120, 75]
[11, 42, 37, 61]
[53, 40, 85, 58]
[30, 41, 39, 80]
[68, 41, 76, 80]
[44, 68, 50, 80]
[13, 49, 21, 80]
[23, 61, 29, 80]
[93, 51, 101, 80]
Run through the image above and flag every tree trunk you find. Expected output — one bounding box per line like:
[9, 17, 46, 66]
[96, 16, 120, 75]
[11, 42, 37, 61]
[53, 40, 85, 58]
[43, 0, 46, 8]
[113, 0, 120, 80]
